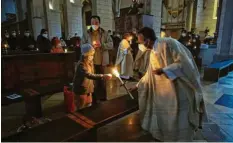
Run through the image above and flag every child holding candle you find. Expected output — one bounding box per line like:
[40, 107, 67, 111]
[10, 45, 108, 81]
[72, 43, 112, 109]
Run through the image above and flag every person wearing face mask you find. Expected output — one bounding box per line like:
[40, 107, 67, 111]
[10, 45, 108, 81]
[130, 27, 207, 142]
[191, 35, 201, 59]
[111, 32, 121, 64]
[178, 29, 189, 46]
[72, 44, 112, 110]
[131, 28, 139, 60]
[115, 33, 134, 80]
[133, 32, 152, 78]
[50, 37, 64, 53]
[82, 15, 113, 102]
[2, 31, 10, 43]
[20, 30, 36, 51]
[36, 29, 52, 53]
[8, 30, 20, 50]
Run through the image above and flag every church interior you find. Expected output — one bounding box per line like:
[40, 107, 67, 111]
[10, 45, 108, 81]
[1, 0, 233, 142]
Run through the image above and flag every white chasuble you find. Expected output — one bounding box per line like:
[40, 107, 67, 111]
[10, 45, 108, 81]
[137, 38, 208, 141]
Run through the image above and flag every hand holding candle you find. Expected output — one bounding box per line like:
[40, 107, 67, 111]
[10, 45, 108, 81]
[93, 40, 101, 48]
[103, 74, 112, 80]
[112, 69, 134, 99]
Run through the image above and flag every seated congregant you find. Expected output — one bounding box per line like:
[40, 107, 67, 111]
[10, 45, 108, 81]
[8, 30, 20, 50]
[20, 29, 36, 51]
[50, 37, 64, 53]
[36, 29, 52, 53]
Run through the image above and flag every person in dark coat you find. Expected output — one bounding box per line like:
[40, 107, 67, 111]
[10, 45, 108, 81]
[72, 43, 112, 109]
[131, 28, 139, 60]
[8, 30, 20, 50]
[20, 29, 36, 51]
[112, 32, 121, 64]
[178, 30, 189, 46]
[2, 31, 10, 46]
[36, 29, 52, 53]
[191, 34, 201, 58]
[73, 36, 82, 62]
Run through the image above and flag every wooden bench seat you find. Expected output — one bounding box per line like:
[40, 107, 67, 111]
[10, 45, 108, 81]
[74, 91, 138, 128]
[203, 60, 233, 81]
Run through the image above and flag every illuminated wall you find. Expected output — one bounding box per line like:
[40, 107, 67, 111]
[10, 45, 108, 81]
[196, 0, 218, 35]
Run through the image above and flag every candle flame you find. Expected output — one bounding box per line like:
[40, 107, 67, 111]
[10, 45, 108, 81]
[112, 69, 120, 77]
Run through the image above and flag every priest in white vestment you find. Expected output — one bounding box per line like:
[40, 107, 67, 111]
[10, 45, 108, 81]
[115, 33, 134, 79]
[131, 27, 207, 141]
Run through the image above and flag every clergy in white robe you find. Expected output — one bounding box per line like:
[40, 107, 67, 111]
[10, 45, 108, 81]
[115, 33, 134, 79]
[133, 27, 207, 141]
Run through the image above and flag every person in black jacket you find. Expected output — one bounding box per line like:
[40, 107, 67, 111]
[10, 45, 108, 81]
[131, 28, 138, 60]
[20, 29, 36, 51]
[73, 43, 112, 109]
[178, 29, 189, 46]
[8, 30, 20, 50]
[36, 29, 52, 53]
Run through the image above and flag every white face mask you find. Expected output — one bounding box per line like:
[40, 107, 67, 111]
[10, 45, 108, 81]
[5, 34, 9, 38]
[91, 25, 99, 31]
[193, 39, 196, 42]
[42, 34, 48, 38]
[25, 33, 30, 37]
[138, 44, 147, 52]
[182, 33, 186, 37]
[12, 33, 16, 37]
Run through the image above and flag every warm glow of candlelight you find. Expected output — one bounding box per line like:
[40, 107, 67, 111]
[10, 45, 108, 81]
[112, 69, 120, 77]
[65, 49, 68, 53]
[93, 41, 97, 45]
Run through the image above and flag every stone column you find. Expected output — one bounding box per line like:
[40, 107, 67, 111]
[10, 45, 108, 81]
[150, 0, 162, 37]
[196, 0, 217, 34]
[96, 0, 114, 31]
[65, 0, 83, 38]
[30, 0, 46, 40]
[214, 0, 233, 61]
[44, 0, 62, 39]
[186, 0, 194, 31]
[92, 0, 97, 15]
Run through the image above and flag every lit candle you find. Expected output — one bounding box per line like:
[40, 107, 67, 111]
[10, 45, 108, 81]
[112, 69, 134, 99]
[93, 41, 97, 45]
[65, 49, 67, 53]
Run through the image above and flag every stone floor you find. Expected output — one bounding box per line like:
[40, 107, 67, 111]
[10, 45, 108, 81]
[1, 70, 233, 142]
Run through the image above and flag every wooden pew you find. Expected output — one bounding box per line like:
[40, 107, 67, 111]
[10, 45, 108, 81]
[74, 91, 138, 128]
[1, 52, 75, 106]
[2, 92, 139, 142]
[203, 60, 233, 81]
